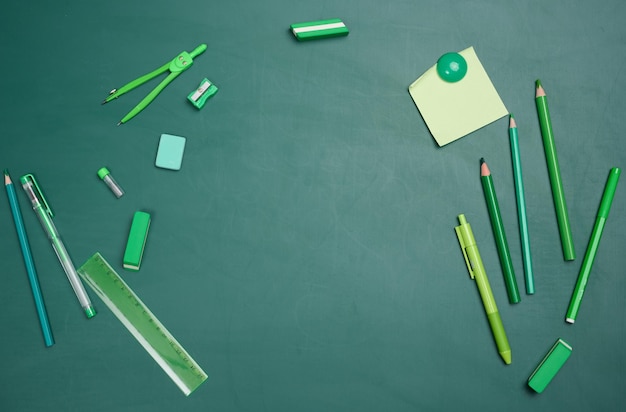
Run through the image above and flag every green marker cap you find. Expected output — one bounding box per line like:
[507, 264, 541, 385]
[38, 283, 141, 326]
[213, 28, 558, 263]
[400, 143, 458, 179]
[97, 167, 111, 180]
[437, 52, 467, 83]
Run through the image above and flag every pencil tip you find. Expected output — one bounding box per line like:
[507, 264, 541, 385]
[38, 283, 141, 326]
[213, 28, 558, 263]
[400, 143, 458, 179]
[480, 159, 490, 176]
[509, 115, 516, 128]
[535, 79, 542, 88]
[3, 169, 8, 175]
[4, 171, 10, 185]
[480, 157, 485, 164]
[117, 122, 122, 126]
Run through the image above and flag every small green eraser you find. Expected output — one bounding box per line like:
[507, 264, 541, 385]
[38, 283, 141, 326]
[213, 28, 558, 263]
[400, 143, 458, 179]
[187, 78, 218, 109]
[123, 211, 151, 271]
[156, 134, 186, 170]
[290, 18, 349, 41]
[528, 339, 573, 393]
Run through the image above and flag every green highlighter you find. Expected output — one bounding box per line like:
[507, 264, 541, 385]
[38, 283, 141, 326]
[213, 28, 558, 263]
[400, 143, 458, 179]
[528, 339, 572, 393]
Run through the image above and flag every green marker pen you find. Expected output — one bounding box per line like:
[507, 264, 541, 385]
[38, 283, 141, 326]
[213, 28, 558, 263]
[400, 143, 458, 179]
[566, 167, 621, 323]
[455, 214, 512, 365]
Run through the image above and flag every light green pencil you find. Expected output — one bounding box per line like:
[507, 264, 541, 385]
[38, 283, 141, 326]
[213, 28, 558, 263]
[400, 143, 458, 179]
[509, 115, 534, 294]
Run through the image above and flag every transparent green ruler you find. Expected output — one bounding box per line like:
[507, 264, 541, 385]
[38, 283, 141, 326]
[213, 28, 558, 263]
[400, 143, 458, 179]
[77, 252, 208, 396]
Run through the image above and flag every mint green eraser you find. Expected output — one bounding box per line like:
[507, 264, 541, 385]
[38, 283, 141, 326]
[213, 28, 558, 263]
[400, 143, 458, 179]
[188, 78, 218, 109]
[156, 134, 186, 170]
[528, 339, 572, 393]
[290, 18, 349, 41]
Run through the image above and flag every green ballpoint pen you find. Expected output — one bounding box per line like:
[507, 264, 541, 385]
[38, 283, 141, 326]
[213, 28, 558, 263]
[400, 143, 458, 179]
[20, 174, 96, 318]
[566, 167, 621, 324]
[102, 44, 207, 125]
[455, 214, 512, 365]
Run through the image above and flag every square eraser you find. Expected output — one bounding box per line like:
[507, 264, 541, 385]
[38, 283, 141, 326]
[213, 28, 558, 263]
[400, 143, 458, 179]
[156, 134, 186, 170]
[528, 338, 572, 393]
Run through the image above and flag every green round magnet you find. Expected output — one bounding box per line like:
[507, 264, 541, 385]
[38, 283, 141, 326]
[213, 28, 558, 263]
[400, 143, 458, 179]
[436, 52, 467, 83]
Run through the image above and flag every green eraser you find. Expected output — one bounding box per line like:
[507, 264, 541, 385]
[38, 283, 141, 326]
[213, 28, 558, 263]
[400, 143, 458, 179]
[156, 134, 186, 170]
[528, 338, 572, 393]
[123, 211, 151, 271]
[187, 78, 218, 109]
[290, 18, 349, 41]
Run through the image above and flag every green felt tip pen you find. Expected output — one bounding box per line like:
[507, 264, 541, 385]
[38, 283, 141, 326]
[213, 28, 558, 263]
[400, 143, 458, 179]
[566, 167, 620, 324]
[455, 214, 512, 365]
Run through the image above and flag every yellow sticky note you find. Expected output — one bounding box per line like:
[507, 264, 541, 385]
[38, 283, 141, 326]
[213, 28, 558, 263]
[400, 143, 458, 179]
[409, 46, 508, 146]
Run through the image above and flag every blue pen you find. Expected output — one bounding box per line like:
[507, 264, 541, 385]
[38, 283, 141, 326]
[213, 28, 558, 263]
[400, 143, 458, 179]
[4, 170, 54, 347]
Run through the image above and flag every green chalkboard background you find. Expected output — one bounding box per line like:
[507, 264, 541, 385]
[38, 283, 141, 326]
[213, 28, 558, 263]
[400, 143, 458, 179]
[1, 1, 625, 411]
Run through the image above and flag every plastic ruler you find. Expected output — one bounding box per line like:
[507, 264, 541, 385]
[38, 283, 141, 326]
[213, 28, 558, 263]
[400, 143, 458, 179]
[77, 252, 208, 396]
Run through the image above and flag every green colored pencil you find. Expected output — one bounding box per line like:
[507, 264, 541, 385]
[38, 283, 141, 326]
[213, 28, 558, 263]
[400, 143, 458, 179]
[509, 115, 534, 294]
[535, 80, 576, 261]
[480, 158, 521, 304]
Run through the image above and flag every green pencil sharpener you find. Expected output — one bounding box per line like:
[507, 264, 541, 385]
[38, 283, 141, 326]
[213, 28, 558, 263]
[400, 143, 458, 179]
[187, 78, 218, 109]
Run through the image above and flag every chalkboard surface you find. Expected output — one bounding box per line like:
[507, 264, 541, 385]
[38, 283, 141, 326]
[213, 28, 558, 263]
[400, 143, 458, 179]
[1, 1, 625, 411]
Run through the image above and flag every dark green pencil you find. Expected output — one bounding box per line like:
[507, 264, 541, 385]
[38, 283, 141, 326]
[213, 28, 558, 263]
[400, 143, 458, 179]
[481, 158, 521, 304]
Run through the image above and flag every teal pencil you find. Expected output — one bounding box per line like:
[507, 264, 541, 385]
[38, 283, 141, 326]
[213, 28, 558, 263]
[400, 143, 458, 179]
[508, 115, 534, 294]
[4, 170, 54, 347]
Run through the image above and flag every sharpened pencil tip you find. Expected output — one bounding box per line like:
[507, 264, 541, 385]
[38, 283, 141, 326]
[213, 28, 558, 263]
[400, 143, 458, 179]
[535, 79, 542, 88]
[101, 100, 108, 105]
[3, 169, 8, 175]
[480, 159, 490, 176]
[117, 122, 122, 126]
[509, 115, 516, 129]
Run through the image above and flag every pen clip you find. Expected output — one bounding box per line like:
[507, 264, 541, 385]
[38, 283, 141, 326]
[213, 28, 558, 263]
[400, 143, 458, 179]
[455, 226, 475, 279]
[21, 174, 54, 218]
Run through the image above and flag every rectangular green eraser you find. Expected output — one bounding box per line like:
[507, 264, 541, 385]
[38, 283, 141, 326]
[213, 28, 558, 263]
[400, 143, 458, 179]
[156, 134, 186, 171]
[528, 338, 572, 393]
[290, 18, 349, 41]
[123, 211, 151, 271]
[187, 78, 218, 109]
